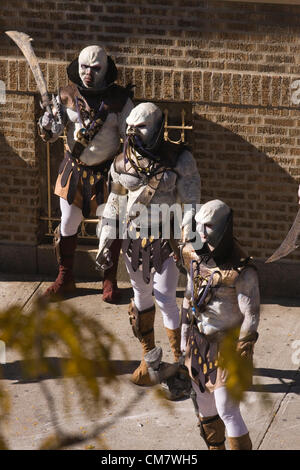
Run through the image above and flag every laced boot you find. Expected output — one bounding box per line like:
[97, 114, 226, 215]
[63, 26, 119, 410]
[44, 225, 77, 299]
[128, 300, 156, 386]
[102, 239, 122, 303]
[162, 327, 191, 400]
[199, 415, 226, 450]
[165, 327, 181, 362]
[227, 433, 252, 450]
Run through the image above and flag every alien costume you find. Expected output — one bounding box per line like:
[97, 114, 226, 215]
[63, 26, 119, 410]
[181, 200, 260, 450]
[96, 102, 201, 387]
[38, 45, 134, 302]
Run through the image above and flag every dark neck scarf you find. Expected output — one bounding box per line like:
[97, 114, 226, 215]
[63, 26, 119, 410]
[195, 210, 235, 267]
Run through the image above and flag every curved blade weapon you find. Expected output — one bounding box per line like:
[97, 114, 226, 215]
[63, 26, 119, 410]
[5, 30, 63, 132]
[5, 31, 52, 112]
[265, 207, 300, 263]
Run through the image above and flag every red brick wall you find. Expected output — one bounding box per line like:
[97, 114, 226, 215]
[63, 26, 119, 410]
[0, 93, 40, 245]
[1, 0, 300, 262]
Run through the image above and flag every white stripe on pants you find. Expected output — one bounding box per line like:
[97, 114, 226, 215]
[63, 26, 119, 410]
[124, 253, 180, 330]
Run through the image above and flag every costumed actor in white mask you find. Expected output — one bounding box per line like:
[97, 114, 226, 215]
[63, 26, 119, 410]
[181, 200, 260, 450]
[96, 102, 200, 392]
[38, 45, 134, 302]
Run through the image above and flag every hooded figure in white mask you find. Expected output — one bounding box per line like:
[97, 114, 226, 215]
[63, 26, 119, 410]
[78, 46, 108, 89]
[38, 45, 134, 302]
[96, 102, 200, 396]
[180, 199, 260, 450]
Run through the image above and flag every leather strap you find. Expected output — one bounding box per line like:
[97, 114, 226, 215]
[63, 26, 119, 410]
[110, 182, 128, 195]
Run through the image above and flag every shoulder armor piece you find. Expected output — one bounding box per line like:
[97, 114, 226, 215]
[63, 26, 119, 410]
[59, 83, 134, 114]
[59, 83, 80, 111]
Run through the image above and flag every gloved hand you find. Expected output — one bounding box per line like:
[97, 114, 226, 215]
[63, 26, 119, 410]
[40, 111, 56, 131]
[38, 111, 63, 136]
[96, 247, 113, 272]
[236, 331, 259, 360]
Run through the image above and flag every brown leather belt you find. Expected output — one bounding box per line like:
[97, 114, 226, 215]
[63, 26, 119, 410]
[122, 236, 172, 284]
[58, 151, 112, 217]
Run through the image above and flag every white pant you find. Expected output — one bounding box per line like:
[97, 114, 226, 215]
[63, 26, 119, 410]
[60, 198, 83, 237]
[192, 382, 248, 438]
[124, 254, 180, 330]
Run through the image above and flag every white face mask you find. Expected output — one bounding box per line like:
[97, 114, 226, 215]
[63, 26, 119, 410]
[126, 102, 162, 146]
[78, 46, 108, 89]
[195, 200, 231, 250]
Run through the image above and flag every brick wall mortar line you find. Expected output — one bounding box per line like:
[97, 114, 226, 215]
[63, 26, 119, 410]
[193, 101, 300, 112]
[2, 57, 300, 79]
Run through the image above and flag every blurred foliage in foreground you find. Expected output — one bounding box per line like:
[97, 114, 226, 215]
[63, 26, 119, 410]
[219, 328, 253, 403]
[0, 298, 267, 449]
[218, 327, 270, 413]
[0, 296, 172, 450]
[0, 296, 130, 450]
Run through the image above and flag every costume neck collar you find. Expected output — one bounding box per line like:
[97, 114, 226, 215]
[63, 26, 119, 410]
[67, 55, 118, 98]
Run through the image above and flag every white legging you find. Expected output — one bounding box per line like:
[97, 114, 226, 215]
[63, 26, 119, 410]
[60, 198, 83, 237]
[124, 253, 180, 330]
[192, 382, 248, 438]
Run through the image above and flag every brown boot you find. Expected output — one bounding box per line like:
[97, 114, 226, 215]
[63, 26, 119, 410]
[102, 279, 121, 304]
[165, 327, 181, 362]
[128, 300, 155, 386]
[161, 327, 192, 401]
[102, 239, 122, 303]
[227, 432, 252, 450]
[199, 415, 226, 450]
[44, 226, 77, 299]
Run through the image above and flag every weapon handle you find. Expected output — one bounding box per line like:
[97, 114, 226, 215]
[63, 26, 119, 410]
[46, 104, 54, 117]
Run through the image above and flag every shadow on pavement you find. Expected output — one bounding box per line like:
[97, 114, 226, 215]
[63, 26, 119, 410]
[75, 286, 134, 305]
[0, 357, 141, 384]
[251, 367, 300, 394]
[39, 286, 134, 305]
[261, 297, 300, 307]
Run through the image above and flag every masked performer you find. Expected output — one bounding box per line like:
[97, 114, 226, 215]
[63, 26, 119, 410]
[181, 200, 260, 450]
[96, 102, 200, 388]
[38, 45, 134, 302]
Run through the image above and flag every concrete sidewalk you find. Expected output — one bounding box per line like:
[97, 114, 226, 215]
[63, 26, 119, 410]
[0, 273, 299, 451]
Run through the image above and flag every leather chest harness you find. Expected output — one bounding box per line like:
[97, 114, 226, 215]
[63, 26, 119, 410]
[183, 249, 248, 392]
[56, 83, 131, 217]
[113, 140, 186, 283]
